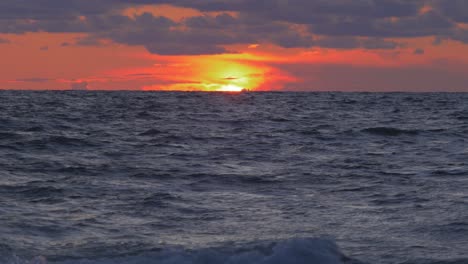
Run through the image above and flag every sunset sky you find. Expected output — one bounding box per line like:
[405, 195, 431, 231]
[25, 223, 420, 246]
[2, 0, 468, 91]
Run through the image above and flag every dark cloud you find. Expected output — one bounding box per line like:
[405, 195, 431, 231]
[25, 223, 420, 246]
[362, 38, 400, 50]
[145, 42, 228, 55]
[413, 48, 425, 55]
[0, 37, 10, 44]
[313, 36, 400, 50]
[0, 0, 121, 19]
[434, 0, 468, 23]
[450, 29, 468, 44]
[0, 0, 468, 54]
[130, 0, 423, 19]
[242, 0, 424, 24]
[95, 12, 406, 53]
[309, 10, 454, 38]
[98, 13, 234, 54]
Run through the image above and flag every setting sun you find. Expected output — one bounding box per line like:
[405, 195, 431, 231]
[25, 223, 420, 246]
[139, 54, 270, 91]
[217, 84, 244, 92]
[201, 59, 262, 92]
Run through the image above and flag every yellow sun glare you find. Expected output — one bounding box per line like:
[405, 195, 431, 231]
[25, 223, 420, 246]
[140, 55, 267, 91]
[218, 84, 244, 92]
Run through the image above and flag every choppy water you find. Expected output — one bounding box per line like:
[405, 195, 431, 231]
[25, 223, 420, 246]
[0, 91, 467, 264]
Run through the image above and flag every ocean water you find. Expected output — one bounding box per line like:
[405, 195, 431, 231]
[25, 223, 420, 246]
[0, 91, 467, 264]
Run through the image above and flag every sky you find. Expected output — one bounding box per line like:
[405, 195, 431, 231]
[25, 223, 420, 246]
[1, 0, 468, 92]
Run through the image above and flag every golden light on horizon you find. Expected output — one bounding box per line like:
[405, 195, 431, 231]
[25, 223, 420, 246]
[204, 59, 262, 92]
[217, 84, 244, 92]
[132, 52, 283, 91]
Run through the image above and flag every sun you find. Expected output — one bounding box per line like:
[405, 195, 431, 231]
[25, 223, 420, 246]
[217, 84, 244, 92]
[199, 59, 262, 92]
[214, 69, 253, 92]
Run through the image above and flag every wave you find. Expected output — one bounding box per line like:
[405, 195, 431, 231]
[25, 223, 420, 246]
[140, 192, 181, 207]
[1, 238, 364, 264]
[0, 184, 64, 197]
[362, 127, 420, 136]
[139, 129, 164, 136]
[14, 136, 96, 149]
[0, 132, 21, 140]
[24, 126, 45, 132]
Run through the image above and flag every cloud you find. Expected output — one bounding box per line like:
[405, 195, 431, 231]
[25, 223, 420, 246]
[314, 36, 400, 50]
[309, 10, 454, 38]
[434, 0, 468, 23]
[239, 0, 424, 23]
[0, 0, 468, 54]
[129, 0, 423, 19]
[0, 37, 10, 44]
[450, 29, 468, 44]
[0, 0, 121, 19]
[413, 48, 425, 55]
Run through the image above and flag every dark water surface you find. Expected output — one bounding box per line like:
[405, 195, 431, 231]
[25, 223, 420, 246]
[0, 91, 467, 264]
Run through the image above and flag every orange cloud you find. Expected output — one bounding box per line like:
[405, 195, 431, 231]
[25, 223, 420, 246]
[122, 4, 238, 22]
[122, 4, 202, 22]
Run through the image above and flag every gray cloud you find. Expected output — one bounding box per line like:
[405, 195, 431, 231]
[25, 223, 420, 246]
[94, 12, 407, 53]
[127, 0, 423, 19]
[313, 36, 400, 50]
[434, 0, 468, 23]
[0, 0, 121, 19]
[243, 0, 424, 24]
[309, 10, 454, 38]
[450, 29, 468, 44]
[413, 48, 425, 55]
[0, 0, 467, 54]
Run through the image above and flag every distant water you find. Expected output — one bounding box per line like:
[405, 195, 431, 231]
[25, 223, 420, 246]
[0, 91, 467, 264]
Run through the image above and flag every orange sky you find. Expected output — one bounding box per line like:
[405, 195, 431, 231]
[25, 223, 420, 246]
[2, 2, 468, 92]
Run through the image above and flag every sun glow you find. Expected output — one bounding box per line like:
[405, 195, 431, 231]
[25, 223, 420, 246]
[137, 53, 290, 92]
[206, 61, 260, 92]
[217, 84, 244, 92]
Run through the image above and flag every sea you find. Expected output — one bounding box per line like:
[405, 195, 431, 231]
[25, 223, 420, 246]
[0, 91, 467, 264]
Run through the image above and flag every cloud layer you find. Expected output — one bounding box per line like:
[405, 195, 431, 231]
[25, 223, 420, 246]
[1, 0, 468, 55]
